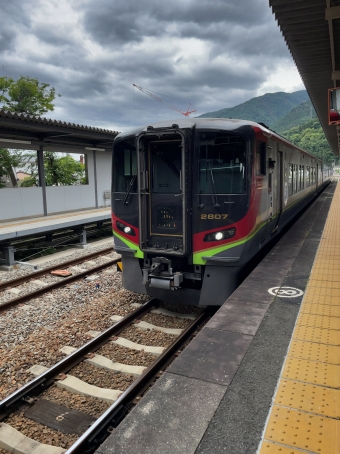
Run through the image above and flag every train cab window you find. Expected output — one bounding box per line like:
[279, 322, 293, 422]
[150, 142, 181, 194]
[113, 140, 137, 193]
[288, 164, 293, 196]
[198, 132, 247, 194]
[256, 141, 266, 176]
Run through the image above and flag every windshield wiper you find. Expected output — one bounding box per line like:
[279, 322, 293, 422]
[122, 175, 136, 205]
[208, 165, 220, 208]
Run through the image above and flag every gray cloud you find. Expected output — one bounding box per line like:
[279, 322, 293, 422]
[0, 0, 304, 131]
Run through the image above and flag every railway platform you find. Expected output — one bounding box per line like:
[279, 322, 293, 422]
[96, 181, 338, 454]
[0, 208, 111, 269]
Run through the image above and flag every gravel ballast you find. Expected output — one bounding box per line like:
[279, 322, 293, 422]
[0, 240, 116, 284]
[0, 243, 203, 453]
[70, 362, 134, 391]
[5, 412, 78, 449]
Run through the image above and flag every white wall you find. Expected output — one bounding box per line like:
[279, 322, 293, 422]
[46, 184, 96, 214]
[46, 150, 96, 214]
[96, 150, 112, 207]
[0, 187, 44, 221]
[0, 150, 112, 221]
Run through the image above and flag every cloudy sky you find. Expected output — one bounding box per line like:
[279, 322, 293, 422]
[0, 0, 304, 132]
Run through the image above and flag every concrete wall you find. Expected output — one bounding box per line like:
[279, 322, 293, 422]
[0, 150, 112, 221]
[0, 187, 44, 220]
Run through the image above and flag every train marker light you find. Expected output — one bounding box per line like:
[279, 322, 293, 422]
[215, 232, 224, 240]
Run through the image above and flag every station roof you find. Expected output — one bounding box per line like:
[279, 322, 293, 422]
[270, 0, 340, 156]
[0, 110, 119, 152]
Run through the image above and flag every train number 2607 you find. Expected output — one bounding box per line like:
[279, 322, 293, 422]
[201, 214, 228, 220]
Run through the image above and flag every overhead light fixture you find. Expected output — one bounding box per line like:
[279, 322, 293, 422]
[84, 147, 106, 151]
[0, 138, 32, 144]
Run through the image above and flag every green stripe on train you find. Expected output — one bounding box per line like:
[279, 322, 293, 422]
[112, 231, 144, 259]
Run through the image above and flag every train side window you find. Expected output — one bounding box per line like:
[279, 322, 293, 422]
[256, 141, 266, 176]
[288, 164, 293, 196]
[299, 165, 304, 190]
[306, 166, 310, 187]
[293, 164, 298, 193]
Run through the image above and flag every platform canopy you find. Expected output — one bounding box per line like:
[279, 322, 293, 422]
[0, 110, 119, 152]
[270, 0, 340, 156]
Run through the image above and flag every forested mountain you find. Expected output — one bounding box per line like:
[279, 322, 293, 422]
[199, 91, 338, 164]
[271, 101, 316, 134]
[198, 90, 309, 126]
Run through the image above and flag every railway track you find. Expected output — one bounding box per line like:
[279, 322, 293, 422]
[0, 247, 118, 313]
[0, 299, 212, 453]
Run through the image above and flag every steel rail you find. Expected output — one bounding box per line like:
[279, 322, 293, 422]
[0, 298, 159, 421]
[0, 257, 120, 313]
[65, 307, 214, 454]
[0, 246, 115, 292]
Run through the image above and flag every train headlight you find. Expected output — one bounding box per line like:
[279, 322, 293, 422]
[116, 221, 136, 236]
[204, 227, 236, 242]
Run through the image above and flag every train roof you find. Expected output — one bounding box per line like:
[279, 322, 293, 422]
[115, 118, 323, 163]
[116, 118, 270, 139]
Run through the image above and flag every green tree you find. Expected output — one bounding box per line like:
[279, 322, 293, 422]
[0, 75, 63, 188]
[0, 75, 60, 116]
[283, 119, 338, 165]
[44, 153, 85, 186]
[21, 152, 85, 187]
[20, 175, 38, 187]
[0, 148, 24, 188]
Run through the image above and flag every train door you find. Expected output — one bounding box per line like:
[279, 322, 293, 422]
[261, 142, 280, 242]
[137, 132, 188, 255]
[273, 150, 283, 231]
[316, 163, 319, 187]
[260, 145, 273, 242]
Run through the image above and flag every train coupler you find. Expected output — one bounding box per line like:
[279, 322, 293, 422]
[142, 257, 183, 290]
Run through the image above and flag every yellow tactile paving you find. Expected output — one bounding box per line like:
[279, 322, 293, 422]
[293, 325, 340, 345]
[300, 303, 340, 317]
[258, 182, 340, 454]
[297, 313, 340, 330]
[303, 295, 340, 305]
[309, 273, 340, 283]
[289, 339, 340, 364]
[274, 379, 340, 418]
[308, 280, 340, 290]
[259, 441, 307, 454]
[303, 286, 340, 298]
[282, 357, 340, 388]
[263, 406, 339, 453]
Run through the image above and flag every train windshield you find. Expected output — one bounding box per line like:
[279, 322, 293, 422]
[198, 132, 247, 194]
[113, 139, 137, 193]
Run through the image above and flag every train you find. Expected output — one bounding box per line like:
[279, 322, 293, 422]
[111, 118, 332, 306]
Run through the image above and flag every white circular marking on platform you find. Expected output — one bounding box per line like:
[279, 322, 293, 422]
[268, 286, 304, 298]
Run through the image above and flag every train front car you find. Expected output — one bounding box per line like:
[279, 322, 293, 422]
[111, 118, 262, 306]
